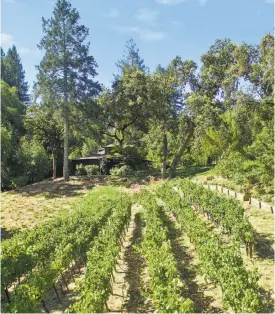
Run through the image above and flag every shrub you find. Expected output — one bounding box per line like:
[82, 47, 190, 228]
[19, 137, 51, 183]
[110, 166, 121, 176]
[11, 176, 29, 188]
[206, 175, 214, 181]
[110, 165, 133, 177]
[233, 172, 246, 185]
[180, 153, 195, 167]
[75, 164, 86, 176]
[85, 165, 99, 176]
[1, 162, 11, 190]
[216, 150, 244, 179]
[100, 159, 112, 175]
[120, 146, 148, 170]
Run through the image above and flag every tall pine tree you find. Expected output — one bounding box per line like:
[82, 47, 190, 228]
[1, 47, 6, 79]
[35, 0, 100, 181]
[115, 38, 148, 80]
[2, 45, 29, 103]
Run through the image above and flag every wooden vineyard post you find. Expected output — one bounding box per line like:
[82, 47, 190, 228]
[235, 192, 237, 198]
[77, 260, 82, 274]
[208, 185, 210, 190]
[227, 189, 230, 196]
[221, 187, 223, 193]
[245, 243, 249, 256]
[119, 236, 123, 247]
[109, 281, 113, 294]
[5, 287, 11, 303]
[105, 300, 109, 312]
[41, 300, 49, 313]
[216, 185, 218, 191]
[80, 255, 86, 266]
[59, 280, 66, 296]
[53, 284, 62, 303]
[271, 206, 274, 214]
[69, 267, 75, 282]
[259, 201, 261, 209]
[111, 271, 115, 284]
[249, 197, 251, 205]
[249, 243, 253, 259]
[61, 273, 69, 290]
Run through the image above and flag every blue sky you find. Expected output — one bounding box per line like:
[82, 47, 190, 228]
[1, 0, 273, 92]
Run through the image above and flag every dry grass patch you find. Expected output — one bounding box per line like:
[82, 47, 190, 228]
[1, 177, 104, 238]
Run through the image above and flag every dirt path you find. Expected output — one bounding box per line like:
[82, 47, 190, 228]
[156, 193, 223, 312]
[107, 204, 154, 313]
[241, 203, 275, 311]
[38, 262, 85, 313]
[164, 211, 224, 313]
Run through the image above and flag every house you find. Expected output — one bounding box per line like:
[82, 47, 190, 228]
[70, 144, 119, 174]
[70, 144, 152, 174]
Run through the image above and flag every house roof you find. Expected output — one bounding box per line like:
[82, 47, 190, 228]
[71, 155, 106, 161]
[103, 144, 115, 148]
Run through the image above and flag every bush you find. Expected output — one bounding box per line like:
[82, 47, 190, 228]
[110, 166, 121, 176]
[120, 146, 148, 170]
[1, 162, 11, 190]
[19, 137, 51, 183]
[180, 153, 196, 167]
[11, 176, 29, 188]
[85, 165, 99, 176]
[100, 159, 112, 175]
[206, 175, 214, 181]
[110, 165, 133, 177]
[233, 172, 246, 186]
[75, 164, 86, 176]
[216, 150, 244, 179]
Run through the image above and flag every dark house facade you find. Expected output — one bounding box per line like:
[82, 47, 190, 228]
[70, 144, 152, 174]
[70, 145, 119, 174]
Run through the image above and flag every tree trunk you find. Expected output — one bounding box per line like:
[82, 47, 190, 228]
[118, 138, 123, 150]
[53, 155, 57, 180]
[169, 122, 194, 177]
[161, 132, 168, 179]
[62, 21, 69, 182]
[116, 131, 124, 151]
[63, 116, 69, 182]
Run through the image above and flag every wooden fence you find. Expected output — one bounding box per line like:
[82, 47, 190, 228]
[204, 184, 274, 214]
